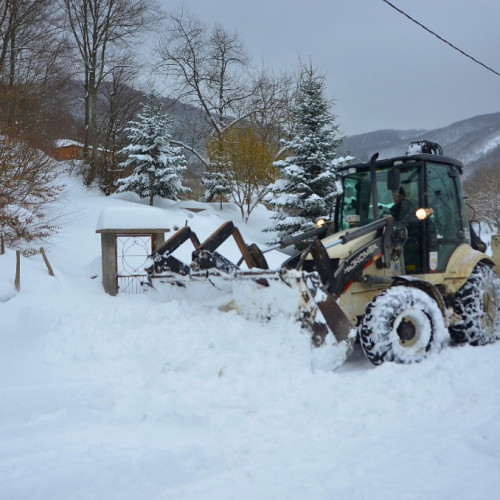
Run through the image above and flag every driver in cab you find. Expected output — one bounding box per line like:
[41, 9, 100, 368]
[390, 187, 417, 228]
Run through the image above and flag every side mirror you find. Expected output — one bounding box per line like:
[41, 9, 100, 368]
[387, 168, 400, 191]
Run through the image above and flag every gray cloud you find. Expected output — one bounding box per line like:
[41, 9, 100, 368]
[156, 0, 500, 136]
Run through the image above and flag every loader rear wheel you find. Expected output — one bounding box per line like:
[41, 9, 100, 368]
[449, 263, 500, 346]
[359, 286, 447, 365]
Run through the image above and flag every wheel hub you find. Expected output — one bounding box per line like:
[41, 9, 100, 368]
[397, 318, 417, 345]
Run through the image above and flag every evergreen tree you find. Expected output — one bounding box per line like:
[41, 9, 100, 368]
[202, 145, 231, 203]
[116, 96, 190, 206]
[265, 65, 342, 241]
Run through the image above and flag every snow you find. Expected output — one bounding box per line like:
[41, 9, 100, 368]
[96, 206, 170, 231]
[2, 168, 500, 499]
[54, 139, 84, 148]
[479, 133, 500, 156]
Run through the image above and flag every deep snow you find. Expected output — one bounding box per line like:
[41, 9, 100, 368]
[1, 169, 500, 499]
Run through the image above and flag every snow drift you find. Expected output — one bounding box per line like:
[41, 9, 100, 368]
[1, 170, 500, 499]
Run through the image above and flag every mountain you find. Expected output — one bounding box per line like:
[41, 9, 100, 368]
[342, 112, 500, 178]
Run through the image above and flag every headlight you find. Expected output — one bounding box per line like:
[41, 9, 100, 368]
[415, 208, 434, 220]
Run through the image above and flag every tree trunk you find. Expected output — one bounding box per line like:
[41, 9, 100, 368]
[7, 8, 17, 127]
[83, 76, 91, 158]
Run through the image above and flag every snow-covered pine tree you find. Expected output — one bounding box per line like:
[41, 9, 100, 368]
[202, 145, 231, 204]
[265, 64, 343, 241]
[116, 96, 190, 206]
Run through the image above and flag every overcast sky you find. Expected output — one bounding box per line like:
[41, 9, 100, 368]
[155, 0, 500, 136]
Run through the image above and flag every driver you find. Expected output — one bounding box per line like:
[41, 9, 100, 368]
[390, 187, 416, 227]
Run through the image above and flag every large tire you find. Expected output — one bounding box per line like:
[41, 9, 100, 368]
[359, 286, 448, 365]
[449, 263, 500, 345]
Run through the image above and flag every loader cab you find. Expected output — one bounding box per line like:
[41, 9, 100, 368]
[337, 154, 470, 275]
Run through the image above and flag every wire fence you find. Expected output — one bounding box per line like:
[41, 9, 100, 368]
[117, 274, 147, 294]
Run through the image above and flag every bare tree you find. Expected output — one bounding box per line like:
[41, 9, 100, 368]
[0, 1, 72, 142]
[156, 8, 293, 198]
[158, 11, 246, 154]
[248, 67, 297, 152]
[96, 53, 142, 193]
[465, 166, 500, 233]
[62, 0, 160, 185]
[0, 135, 65, 254]
[0, 0, 53, 77]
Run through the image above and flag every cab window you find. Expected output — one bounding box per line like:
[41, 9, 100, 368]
[426, 162, 469, 271]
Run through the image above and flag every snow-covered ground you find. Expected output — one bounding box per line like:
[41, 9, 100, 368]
[2, 169, 500, 499]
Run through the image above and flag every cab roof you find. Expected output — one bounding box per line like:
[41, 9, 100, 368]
[340, 153, 464, 174]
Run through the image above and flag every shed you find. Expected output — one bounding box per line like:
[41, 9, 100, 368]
[53, 139, 85, 161]
[96, 206, 170, 295]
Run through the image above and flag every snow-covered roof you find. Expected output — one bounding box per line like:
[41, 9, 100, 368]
[96, 206, 170, 232]
[54, 139, 84, 148]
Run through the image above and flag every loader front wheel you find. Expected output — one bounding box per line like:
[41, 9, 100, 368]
[449, 263, 500, 346]
[359, 286, 447, 365]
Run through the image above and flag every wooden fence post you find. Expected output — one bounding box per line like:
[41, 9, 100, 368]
[15, 250, 20, 291]
[39, 247, 55, 276]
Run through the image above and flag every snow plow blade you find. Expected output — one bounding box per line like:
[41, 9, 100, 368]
[144, 222, 354, 370]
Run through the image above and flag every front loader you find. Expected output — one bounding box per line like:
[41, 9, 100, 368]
[145, 141, 500, 369]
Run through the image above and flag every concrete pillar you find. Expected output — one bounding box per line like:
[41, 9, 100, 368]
[101, 232, 117, 295]
[154, 232, 165, 250]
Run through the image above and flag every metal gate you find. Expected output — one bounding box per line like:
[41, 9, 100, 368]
[116, 234, 153, 294]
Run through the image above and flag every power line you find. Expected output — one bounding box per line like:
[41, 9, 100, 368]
[381, 0, 500, 77]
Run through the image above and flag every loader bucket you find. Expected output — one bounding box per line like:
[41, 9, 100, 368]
[144, 222, 355, 370]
